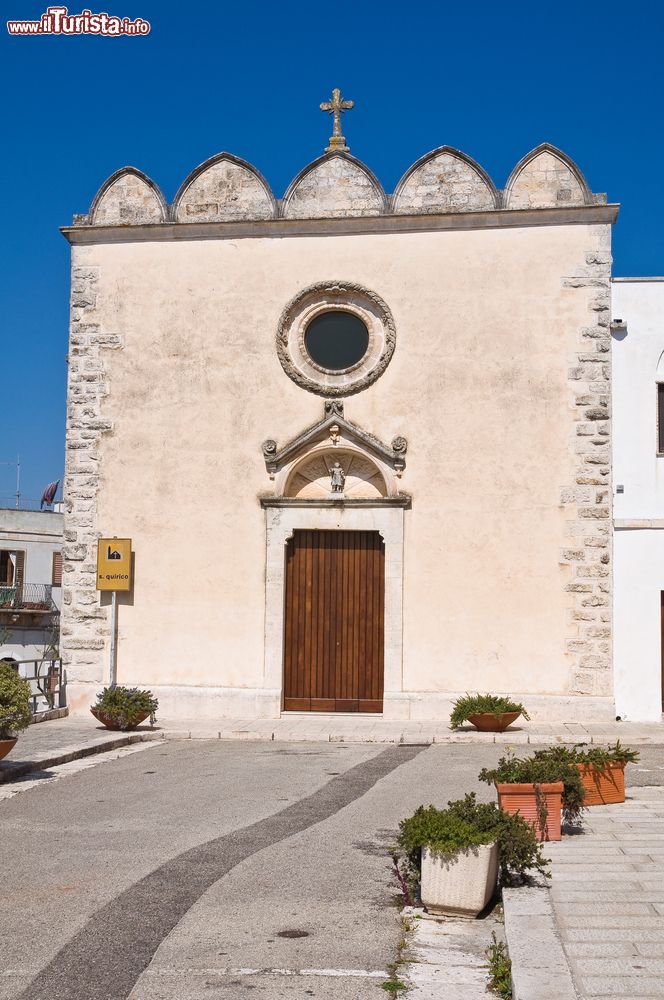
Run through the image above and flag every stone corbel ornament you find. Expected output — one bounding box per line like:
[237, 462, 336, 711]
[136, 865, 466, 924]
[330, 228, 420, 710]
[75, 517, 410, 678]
[391, 436, 407, 476]
[262, 438, 279, 478]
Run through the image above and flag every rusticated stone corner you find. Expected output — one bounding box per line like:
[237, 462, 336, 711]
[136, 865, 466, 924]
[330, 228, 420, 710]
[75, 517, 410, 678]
[61, 258, 116, 686]
[560, 229, 613, 698]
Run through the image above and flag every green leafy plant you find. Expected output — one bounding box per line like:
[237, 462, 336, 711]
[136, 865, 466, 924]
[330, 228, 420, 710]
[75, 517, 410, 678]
[486, 932, 512, 999]
[533, 741, 639, 769]
[92, 686, 158, 730]
[449, 693, 530, 729]
[478, 752, 585, 826]
[395, 794, 550, 886]
[0, 660, 32, 739]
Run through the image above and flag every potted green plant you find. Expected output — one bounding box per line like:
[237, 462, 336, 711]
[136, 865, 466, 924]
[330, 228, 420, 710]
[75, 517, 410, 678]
[449, 693, 530, 732]
[394, 793, 549, 917]
[478, 752, 585, 841]
[0, 660, 32, 760]
[532, 742, 639, 806]
[91, 686, 158, 731]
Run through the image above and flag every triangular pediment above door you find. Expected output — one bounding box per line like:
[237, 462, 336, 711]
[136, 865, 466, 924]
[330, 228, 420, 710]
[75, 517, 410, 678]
[261, 401, 409, 501]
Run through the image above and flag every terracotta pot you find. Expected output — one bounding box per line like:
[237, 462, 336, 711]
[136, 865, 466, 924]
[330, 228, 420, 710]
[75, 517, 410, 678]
[0, 737, 17, 761]
[496, 781, 564, 841]
[576, 761, 625, 806]
[468, 711, 521, 732]
[421, 841, 499, 917]
[90, 708, 149, 731]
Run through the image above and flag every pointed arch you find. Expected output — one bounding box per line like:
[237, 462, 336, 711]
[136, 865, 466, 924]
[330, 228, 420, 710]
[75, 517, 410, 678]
[89, 167, 167, 225]
[281, 153, 387, 219]
[173, 152, 277, 223]
[392, 146, 499, 214]
[504, 144, 592, 209]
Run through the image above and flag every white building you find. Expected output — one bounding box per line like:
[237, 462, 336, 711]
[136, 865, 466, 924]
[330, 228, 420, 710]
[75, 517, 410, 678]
[0, 508, 63, 664]
[613, 278, 664, 721]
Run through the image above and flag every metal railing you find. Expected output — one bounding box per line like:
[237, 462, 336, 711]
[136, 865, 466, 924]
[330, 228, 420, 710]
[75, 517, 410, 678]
[7, 658, 65, 713]
[0, 583, 57, 612]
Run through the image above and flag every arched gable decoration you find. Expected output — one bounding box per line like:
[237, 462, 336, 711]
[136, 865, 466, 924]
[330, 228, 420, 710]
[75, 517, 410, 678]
[89, 167, 167, 225]
[282, 152, 387, 219]
[173, 152, 277, 223]
[392, 146, 499, 214]
[504, 144, 593, 210]
[261, 401, 408, 501]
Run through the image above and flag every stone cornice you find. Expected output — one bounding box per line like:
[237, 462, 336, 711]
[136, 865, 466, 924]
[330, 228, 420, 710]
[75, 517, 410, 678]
[61, 203, 619, 245]
[259, 496, 412, 508]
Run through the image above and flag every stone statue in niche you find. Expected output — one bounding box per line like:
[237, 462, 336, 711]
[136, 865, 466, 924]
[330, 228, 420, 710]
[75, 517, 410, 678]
[330, 462, 345, 493]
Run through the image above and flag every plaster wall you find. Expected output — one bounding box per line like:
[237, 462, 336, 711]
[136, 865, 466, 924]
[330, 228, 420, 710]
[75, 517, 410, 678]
[63, 222, 612, 718]
[612, 280, 664, 517]
[612, 279, 664, 720]
[614, 527, 664, 721]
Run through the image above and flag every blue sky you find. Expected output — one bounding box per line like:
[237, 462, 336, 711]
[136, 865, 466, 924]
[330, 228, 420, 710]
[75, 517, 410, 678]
[1, 0, 662, 507]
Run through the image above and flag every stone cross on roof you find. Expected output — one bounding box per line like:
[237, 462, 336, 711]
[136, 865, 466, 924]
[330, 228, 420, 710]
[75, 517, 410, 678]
[320, 88, 354, 154]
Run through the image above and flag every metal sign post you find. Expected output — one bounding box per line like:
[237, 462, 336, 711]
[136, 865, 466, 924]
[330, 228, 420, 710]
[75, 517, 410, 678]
[96, 538, 133, 688]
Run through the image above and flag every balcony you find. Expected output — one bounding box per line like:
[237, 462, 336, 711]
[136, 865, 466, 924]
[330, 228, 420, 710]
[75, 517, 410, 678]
[0, 583, 59, 617]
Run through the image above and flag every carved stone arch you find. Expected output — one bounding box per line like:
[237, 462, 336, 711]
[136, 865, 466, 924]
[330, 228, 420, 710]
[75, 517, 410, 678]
[173, 152, 277, 222]
[392, 146, 499, 214]
[284, 446, 389, 499]
[89, 167, 167, 225]
[281, 152, 387, 219]
[504, 144, 592, 209]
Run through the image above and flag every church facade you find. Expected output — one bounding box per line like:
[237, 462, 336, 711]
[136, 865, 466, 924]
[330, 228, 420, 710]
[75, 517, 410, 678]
[61, 96, 618, 720]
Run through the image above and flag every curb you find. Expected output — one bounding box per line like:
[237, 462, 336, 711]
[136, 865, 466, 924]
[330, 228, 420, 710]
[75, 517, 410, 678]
[503, 886, 577, 1000]
[0, 730, 163, 784]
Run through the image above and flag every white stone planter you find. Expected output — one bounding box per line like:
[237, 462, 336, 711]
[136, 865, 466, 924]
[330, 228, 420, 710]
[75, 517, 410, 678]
[421, 841, 499, 917]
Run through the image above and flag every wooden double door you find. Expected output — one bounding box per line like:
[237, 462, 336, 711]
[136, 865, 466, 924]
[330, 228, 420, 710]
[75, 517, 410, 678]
[283, 530, 385, 713]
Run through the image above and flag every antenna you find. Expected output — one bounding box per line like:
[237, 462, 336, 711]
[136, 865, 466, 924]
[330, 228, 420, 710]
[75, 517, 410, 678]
[0, 455, 20, 509]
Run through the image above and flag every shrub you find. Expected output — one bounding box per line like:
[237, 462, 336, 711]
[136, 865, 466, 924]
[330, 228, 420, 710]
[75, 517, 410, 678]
[395, 793, 550, 886]
[92, 686, 158, 730]
[486, 932, 512, 999]
[0, 661, 32, 739]
[533, 741, 639, 769]
[478, 753, 585, 826]
[449, 693, 530, 730]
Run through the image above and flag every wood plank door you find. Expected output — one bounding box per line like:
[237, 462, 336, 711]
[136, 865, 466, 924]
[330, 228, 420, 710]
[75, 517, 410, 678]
[283, 529, 384, 713]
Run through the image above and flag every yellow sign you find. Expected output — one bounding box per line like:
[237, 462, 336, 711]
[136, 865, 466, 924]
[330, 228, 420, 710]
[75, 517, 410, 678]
[97, 538, 132, 591]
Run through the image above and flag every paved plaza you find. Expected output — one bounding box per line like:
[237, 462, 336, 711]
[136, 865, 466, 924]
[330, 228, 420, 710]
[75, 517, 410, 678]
[4, 717, 664, 999]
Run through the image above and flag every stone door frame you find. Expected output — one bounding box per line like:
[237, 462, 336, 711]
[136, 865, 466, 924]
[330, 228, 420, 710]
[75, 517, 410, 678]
[262, 501, 406, 715]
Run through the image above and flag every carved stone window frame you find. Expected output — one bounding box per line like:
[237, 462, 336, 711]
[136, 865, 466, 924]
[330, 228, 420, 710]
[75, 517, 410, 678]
[276, 281, 396, 397]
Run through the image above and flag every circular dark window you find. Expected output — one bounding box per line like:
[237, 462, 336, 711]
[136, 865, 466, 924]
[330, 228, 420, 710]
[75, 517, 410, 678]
[304, 311, 369, 371]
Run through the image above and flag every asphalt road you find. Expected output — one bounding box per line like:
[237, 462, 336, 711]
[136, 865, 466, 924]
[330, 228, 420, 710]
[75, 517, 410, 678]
[1, 741, 662, 1000]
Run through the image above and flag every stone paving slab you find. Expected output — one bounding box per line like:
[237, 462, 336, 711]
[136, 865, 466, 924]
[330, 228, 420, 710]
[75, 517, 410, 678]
[14, 711, 664, 746]
[503, 886, 577, 1000]
[544, 787, 664, 997]
[400, 906, 500, 999]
